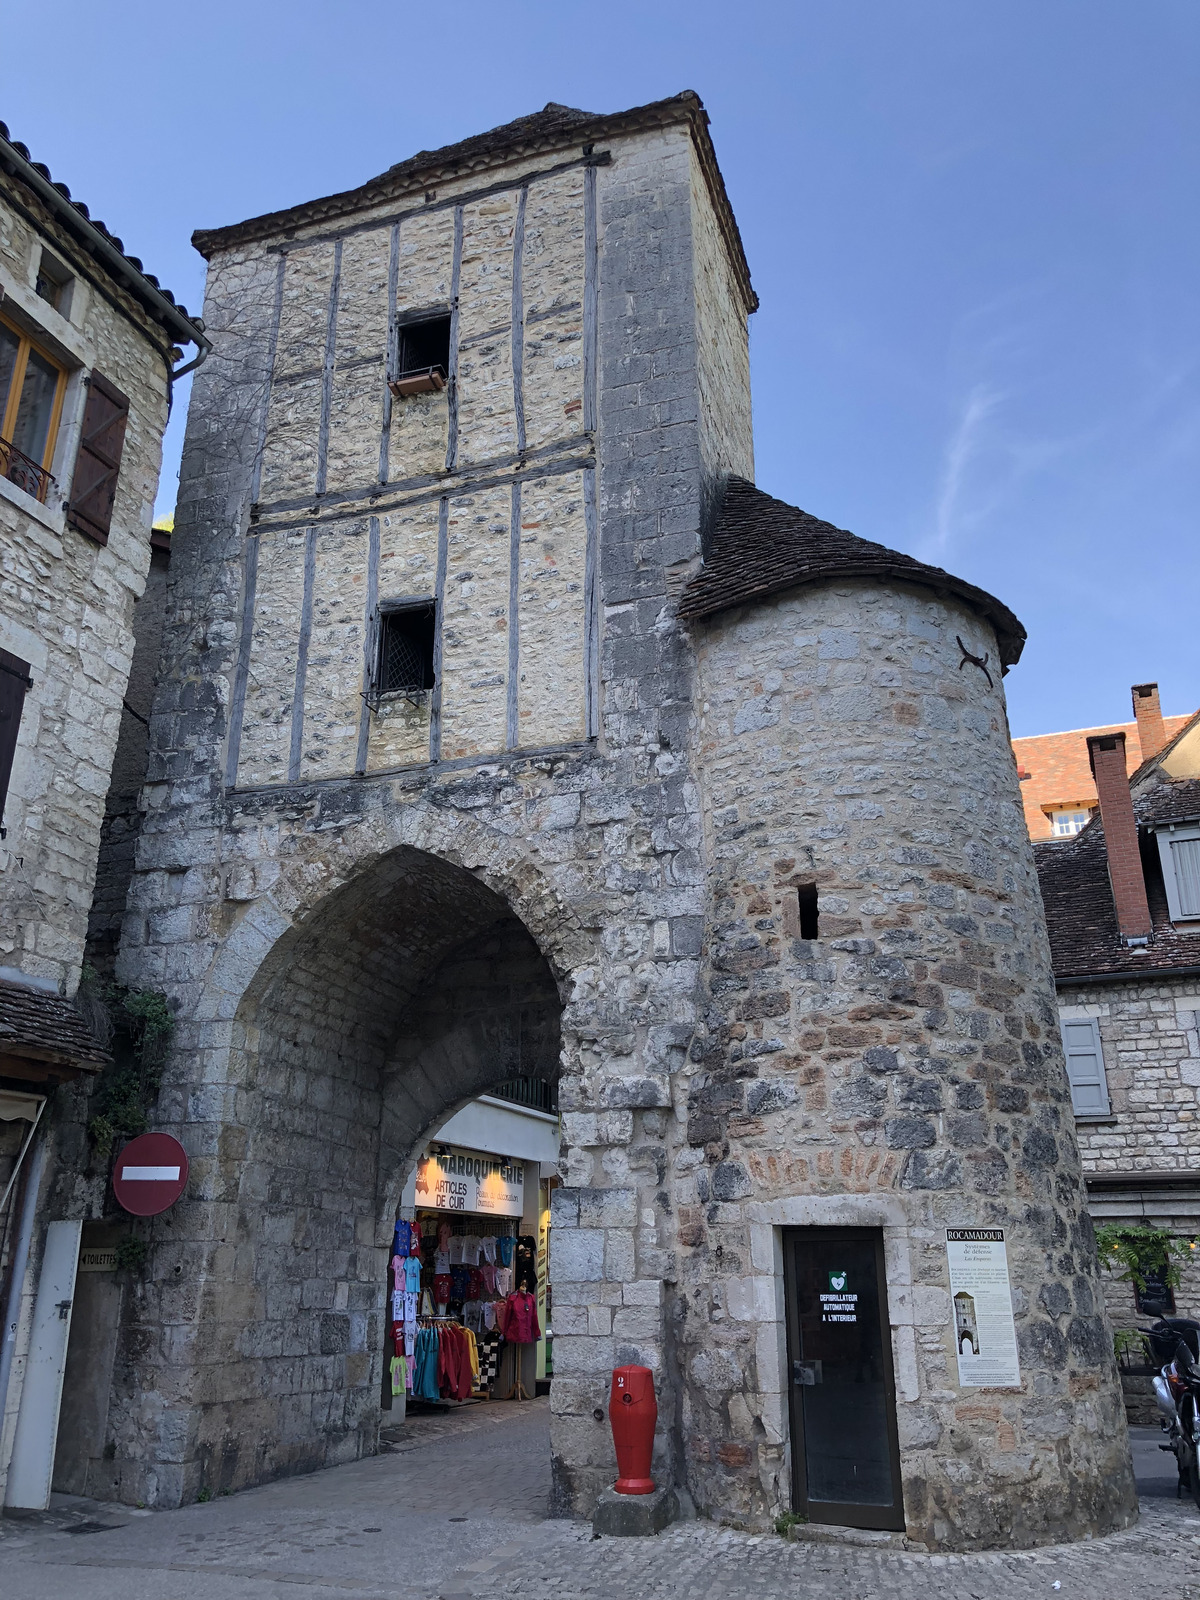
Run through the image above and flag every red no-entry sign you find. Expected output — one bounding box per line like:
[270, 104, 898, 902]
[112, 1132, 189, 1216]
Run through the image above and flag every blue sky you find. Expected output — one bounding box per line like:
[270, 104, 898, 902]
[5, 1, 1196, 737]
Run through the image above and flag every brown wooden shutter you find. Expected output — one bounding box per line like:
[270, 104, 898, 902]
[0, 648, 32, 834]
[67, 372, 130, 545]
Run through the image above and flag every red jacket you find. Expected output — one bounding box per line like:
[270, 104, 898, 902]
[437, 1325, 473, 1400]
[500, 1292, 541, 1345]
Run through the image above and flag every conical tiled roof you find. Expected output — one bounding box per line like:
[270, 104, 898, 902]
[678, 477, 1026, 668]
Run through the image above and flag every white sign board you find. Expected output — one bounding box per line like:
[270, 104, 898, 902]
[416, 1146, 524, 1217]
[946, 1228, 1021, 1389]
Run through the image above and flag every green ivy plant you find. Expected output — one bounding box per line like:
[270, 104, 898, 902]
[79, 967, 175, 1159]
[1095, 1222, 1197, 1294]
[113, 1237, 148, 1272]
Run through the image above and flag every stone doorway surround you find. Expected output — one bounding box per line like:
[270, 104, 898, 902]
[747, 1194, 943, 1534]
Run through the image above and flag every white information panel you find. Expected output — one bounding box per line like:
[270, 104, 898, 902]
[946, 1228, 1022, 1389]
[416, 1146, 523, 1216]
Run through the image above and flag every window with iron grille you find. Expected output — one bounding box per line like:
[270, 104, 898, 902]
[376, 603, 436, 697]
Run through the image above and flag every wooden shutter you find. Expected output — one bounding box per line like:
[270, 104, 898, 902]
[67, 372, 130, 545]
[1060, 1017, 1110, 1116]
[0, 647, 32, 832]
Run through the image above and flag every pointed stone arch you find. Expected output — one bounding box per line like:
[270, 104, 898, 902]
[121, 826, 587, 1501]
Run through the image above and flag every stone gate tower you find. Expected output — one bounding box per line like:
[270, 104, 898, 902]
[98, 94, 1134, 1546]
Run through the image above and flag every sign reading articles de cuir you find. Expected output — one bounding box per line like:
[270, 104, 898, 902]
[945, 1228, 1022, 1389]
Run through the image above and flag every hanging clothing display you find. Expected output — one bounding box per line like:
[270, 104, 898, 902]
[479, 1329, 503, 1385]
[500, 1290, 541, 1345]
[385, 1194, 542, 1406]
[413, 1328, 441, 1401]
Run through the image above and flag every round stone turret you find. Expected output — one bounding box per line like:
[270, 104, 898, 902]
[677, 479, 1136, 1548]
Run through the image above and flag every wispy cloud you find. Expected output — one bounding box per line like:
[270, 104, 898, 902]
[924, 383, 1005, 562]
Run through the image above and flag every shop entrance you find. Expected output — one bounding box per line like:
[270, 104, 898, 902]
[383, 1100, 558, 1420]
[782, 1227, 904, 1531]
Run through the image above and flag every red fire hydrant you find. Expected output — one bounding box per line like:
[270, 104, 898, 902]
[609, 1364, 657, 1494]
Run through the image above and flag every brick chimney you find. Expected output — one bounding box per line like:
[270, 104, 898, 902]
[1131, 682, 1167, 763]
[1087, 731, 1152, 944]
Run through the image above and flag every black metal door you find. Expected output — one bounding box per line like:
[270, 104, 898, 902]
[783, 1227, 904, 1530]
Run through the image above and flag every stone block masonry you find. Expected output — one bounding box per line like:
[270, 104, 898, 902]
[675, 578, 1135, 1545]
[82, 94, 1133, 1552]
[0, 186, 171, 993]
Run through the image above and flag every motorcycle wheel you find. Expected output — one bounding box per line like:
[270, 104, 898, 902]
[1187, 1402, 1200, 1514]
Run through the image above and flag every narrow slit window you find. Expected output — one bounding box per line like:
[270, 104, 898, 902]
[797, 883, 819, 940]
[377, 604, 436, 696]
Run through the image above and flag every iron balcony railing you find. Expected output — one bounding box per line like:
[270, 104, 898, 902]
[489, 1076, 559, 1114]
[1, 437, 55, 505]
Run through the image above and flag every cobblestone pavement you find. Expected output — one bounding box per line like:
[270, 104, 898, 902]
[3, 1403, 1199, 1600]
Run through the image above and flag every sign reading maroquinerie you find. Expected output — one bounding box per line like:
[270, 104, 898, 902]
[416, 1146, 523, 1216]
[946, 1228, 1021, 1389]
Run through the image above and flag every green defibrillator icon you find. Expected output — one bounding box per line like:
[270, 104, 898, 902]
[828, 1269, 848, 1292]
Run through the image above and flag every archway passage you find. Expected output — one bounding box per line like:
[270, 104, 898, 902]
[191, 845, 562, 1495]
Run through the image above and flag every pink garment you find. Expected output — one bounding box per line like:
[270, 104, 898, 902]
[500, 1291, 541, 1345]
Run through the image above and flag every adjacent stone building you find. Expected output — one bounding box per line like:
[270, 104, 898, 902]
[0, 124, 206, 1506]
[44, 94, 1135, 1547]
[1035, 692, 1200, 1352]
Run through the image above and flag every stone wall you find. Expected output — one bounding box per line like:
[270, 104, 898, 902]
[92, 117, 744, 1514]
[689, 140, 753, 526]
[682, 576, 1136, 1547]
[225, 157, 597, 789]
[1061, 975, 1200, 1330]
[86, 544, 171, 975]
[1064, 979, 1200, 1176]
[0, 183, 169, 993]
[62, 102, 1135, 1553]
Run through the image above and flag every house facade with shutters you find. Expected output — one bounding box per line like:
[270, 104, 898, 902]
[1035, 691, 1200, 1347]
[0, 122, 206, 1507]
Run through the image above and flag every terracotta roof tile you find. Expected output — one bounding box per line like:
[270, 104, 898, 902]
[1013, 716, 1192, 840]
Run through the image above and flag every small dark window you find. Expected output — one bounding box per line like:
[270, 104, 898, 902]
[398, 315, 450, 381]
[35, 251, 73, 315]
[797, 883, 819, 940]
[377, 604, 436, 695]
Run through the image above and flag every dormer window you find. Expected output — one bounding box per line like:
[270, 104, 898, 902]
[1048, 808, 1093, 838]
[390, 313, 451, 397]
[1154, 822, 1200, 923]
